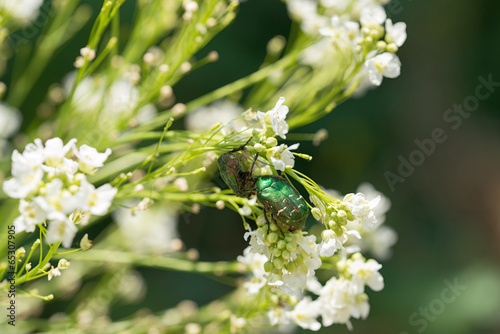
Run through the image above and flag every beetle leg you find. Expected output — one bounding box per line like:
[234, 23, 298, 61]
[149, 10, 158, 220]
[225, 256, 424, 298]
[230, 136, 253, 153]
[263, 209, 285, 237]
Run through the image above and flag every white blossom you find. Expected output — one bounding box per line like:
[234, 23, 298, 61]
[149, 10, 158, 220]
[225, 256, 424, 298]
[364, 225, 398, 260]
[348, 258, 384, 291]
[257, 97, 290, 139]
[385, 19, 407, 47]
[289, 297, 322, 331]
[76, 180, 117, 216]
[46, 212, 78, 248]
[13, 199, 47, 233]
[317, 277, 369, 329]
[41, 138, 77, 169]
[35, 179, 79, 214]
[365, 52, 402, 86]
[268, 307, 291, 327]
[73, 144, 112, 174]
[47, 266, 61, 281]
[318, 229, 360, 257]
[237, 247, 268, 294]
[360, 5, 386, 26]
[342, 192, 380, 231]
[2, 162, 43, 199]
[267, 143, 299, 171]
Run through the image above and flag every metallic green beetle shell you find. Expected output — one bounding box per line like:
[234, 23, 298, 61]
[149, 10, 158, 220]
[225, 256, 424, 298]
[255, 176, 309, 232]
[217, 152, 255, 198]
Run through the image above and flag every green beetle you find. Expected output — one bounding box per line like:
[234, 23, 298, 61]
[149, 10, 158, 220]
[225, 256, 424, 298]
[218, 150, 309, 232]
[254, 176, 308, 232]
[217, 151, 256, 198]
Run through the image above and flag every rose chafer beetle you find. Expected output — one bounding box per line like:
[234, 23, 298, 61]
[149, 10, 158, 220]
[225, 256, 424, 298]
[217, 150, 256, 198]
[254, 175, 308, 232]
[217, 145, 309, 232]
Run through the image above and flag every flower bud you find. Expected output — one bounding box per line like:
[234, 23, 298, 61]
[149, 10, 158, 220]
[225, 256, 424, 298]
[271, 247, 281, 257]
[311, 207, 321, 221]
[277, 240, 287, 249]
[273, 257, 284, 270]
[337, 210, 347, 225]
[267, 232, 279, 244]
[265, 137, 277, 147]
[264, 261, 274, 272]
[286, 241, 297, 252]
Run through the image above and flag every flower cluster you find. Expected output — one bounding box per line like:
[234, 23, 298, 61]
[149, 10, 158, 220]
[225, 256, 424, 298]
[300, 254, 384, 330]
[238, 240, 384, 331]
[218, 97, 300, 172]
[244, 216, 321, 296]
[222, 101, 395, 330]
[310, 184, 386, 257]
[3, 138, 117, 248]
[330, 183, 398, 260]
[288, 0, 407, 89]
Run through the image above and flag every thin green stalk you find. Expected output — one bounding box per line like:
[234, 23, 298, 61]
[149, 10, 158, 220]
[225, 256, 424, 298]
[56, 249, 245, 275]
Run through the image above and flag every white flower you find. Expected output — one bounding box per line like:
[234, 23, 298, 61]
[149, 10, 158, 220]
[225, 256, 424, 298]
[237, 247, 268, 294]
[267, 143, 299, 171]
[76, 180, 117, 216]
[114, 204, 179, 254]
[342, 192, 380, 231]
[319, 16, 360, 48]
[356, 183, 391, 226]
[36, 179, 79, 214]
[360, 5, 386, 26]
[46, 212, 78, 248]
[2, 163, 43, 199]
[47, 266, 61, 281]
[73, 144, 112, 174]
[385, 19, 407, 47]
[287, 0, 328, 35]
[258, 97, 290, 139]
[268, 308, 291, 327]
[185, 100, 243, 132]
[317, 278, 369, 329]
[13, 199, 47, 233]
[0, 0, 43, 25]
[348, 258, 384, 291]
[244, 228, 270, 258]
[289, 297, 321, 331]
[365, 225, 398, 260]
[365, 52, 402, 86]
[41, 137, 77, 168]
[318, 230, 346, 257]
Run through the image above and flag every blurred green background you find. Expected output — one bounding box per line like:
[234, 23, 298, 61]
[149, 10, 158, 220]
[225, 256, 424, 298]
[9, 0, 500, 333]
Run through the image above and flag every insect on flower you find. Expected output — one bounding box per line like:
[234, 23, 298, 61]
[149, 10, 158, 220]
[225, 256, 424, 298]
[217, 141, 309, 232]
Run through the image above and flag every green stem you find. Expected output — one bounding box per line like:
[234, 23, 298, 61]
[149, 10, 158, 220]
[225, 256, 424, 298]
[55, 249, 245, 275]
[15, 241, 61, 286]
